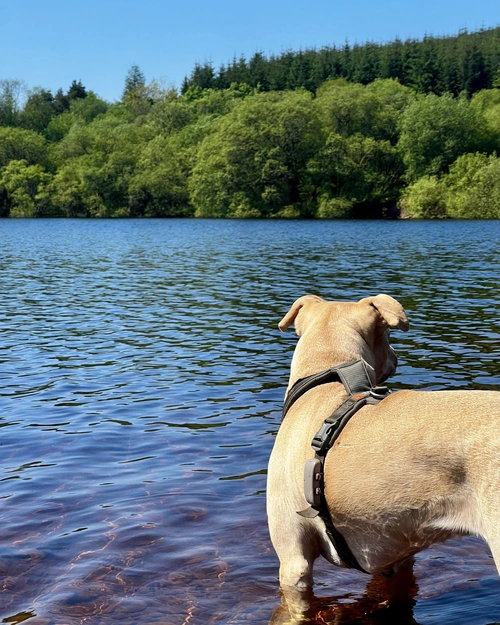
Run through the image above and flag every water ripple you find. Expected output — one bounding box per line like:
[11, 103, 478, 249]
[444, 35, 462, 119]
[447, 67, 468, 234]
[0, 219, 499, 624]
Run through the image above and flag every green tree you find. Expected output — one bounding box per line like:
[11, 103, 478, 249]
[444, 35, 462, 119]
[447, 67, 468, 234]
[380, 38, 406, 82]
[406, 37, 440, 94]
[189, 91, 323, 218]
[364, 79, 417, 143]
[398, 175, 447, 218]
[0, 127, 47, 168]
[458, 40, 490, 95]
[149, 97, 193, 134]
[50, 122, 95, 163]
[248, 52, 269, 90]
[397, 93, 491, 181]
[46, 158, 88, 217]
[45, 111, 74, 142]
[186, 63, 215, 90]
[52, 88, 70, 114]
[307, 132, 403, 216]
[0, 159, 53, 217]
[128, 125, 202, 216]
[181, 83, 256, 124]
[70, 91, 108, 123]
[121, 65, 158, 118]
[43, 93, 108, 144]
[122, 65, 146, 101]
[445, 152, 500, 218]
[67, 80, 87, 101]
[19, 87, 55, 134]
[133, 106, 219, 217]
[316, 196, 354, 219]
[48, 111, 154, 216]
[470, 88, 500, 150]
[350, 42, 380, 85]
[315, 79, 415, 144]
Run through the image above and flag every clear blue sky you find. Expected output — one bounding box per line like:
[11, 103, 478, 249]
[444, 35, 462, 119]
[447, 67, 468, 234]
[1, 0, 499, 102]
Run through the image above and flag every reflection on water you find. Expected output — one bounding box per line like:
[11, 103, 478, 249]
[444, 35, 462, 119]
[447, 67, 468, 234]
[0, 218, 499, 624]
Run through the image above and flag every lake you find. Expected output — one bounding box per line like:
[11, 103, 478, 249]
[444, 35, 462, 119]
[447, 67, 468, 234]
[0, 218, 499, 625]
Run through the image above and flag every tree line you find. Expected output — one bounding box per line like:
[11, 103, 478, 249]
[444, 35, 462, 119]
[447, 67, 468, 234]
[183, 27, 500, 97]
[1, 27, 500, 220]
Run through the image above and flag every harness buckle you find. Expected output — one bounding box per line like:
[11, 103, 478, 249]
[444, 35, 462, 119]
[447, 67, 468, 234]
[311, 418, 344, 455]
[311, 396, 368, 456]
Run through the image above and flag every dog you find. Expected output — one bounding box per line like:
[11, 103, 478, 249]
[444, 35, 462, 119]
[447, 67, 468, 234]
[267, 294, 500, 604]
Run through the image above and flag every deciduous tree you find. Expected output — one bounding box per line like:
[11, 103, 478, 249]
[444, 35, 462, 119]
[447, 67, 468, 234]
[0, 127, 47, 168]
[0, 159, 52, 217]
[189, 91, 323, 218]
[397, 93, 491, 181]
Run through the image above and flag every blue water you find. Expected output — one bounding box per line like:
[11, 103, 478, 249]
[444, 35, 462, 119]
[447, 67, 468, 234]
[0, 218, 499, 624]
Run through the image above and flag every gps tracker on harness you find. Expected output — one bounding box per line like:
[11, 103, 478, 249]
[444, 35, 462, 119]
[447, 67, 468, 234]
[304, 458, 323, 507]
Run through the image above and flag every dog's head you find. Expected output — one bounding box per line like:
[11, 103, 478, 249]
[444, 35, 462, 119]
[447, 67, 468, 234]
[278, 294, 409, 385]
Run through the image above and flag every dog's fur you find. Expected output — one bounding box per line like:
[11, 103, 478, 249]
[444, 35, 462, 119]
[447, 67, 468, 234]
[267, 294, 500, 597]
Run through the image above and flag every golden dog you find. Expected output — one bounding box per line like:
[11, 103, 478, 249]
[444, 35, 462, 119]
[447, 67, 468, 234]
[267, 294, 500, 602]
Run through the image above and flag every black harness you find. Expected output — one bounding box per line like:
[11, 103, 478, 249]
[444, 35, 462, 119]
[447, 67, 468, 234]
[282, 360, 392, 574]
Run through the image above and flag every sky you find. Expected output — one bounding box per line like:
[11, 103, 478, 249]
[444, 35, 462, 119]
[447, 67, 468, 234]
[1, 0, 499, 102]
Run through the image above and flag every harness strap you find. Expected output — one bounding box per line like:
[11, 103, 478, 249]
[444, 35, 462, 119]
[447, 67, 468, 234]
[299, 393, 373, 574]
[298, 501, 365, 571]
[283, 359, 391, 575]
[336, 360, 373, 395]
[282, 360, 373, 420]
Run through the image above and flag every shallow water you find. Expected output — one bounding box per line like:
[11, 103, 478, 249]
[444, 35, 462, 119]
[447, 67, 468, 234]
[0, 218, 499, 625]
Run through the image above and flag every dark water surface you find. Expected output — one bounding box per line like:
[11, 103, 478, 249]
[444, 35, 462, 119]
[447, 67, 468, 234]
[1, 218, 499, 625]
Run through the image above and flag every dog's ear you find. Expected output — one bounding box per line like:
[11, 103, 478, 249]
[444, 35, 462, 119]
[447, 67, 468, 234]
[278, 295, 325, 333]
[359, 294, 409, 332]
